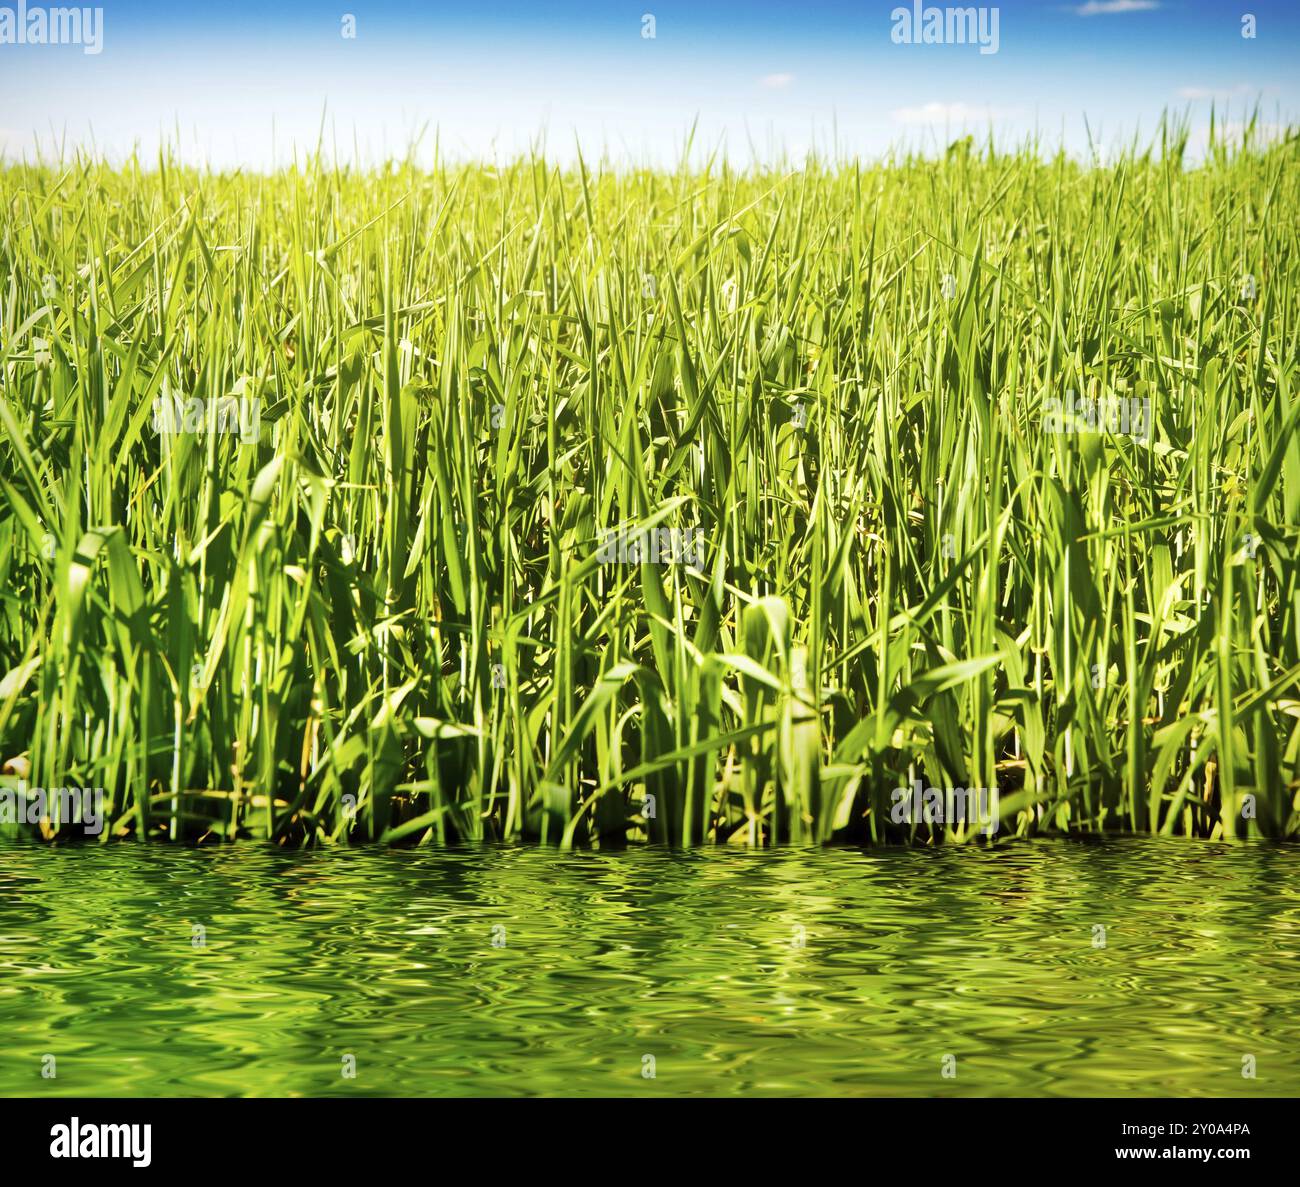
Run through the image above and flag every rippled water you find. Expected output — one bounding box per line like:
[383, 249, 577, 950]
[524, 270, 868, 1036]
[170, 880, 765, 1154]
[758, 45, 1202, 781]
[1, 838, 1297, 1096]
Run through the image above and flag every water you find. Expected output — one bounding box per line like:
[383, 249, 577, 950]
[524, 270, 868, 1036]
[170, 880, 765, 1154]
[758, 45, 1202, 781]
[2, 837, 1297, 1096]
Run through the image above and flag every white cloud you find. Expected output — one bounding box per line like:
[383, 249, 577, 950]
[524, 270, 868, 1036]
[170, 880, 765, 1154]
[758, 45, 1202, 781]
[890, 102, 1019, 126]
[1214, 120, 1288, 143]
[1075, 0, 1160, 14]
[1178, 84, 1256, 101]
[761, 73, 795, 89]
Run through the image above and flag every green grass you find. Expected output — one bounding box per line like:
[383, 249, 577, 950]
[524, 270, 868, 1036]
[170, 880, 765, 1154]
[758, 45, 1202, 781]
[1, 118, 1298, 847]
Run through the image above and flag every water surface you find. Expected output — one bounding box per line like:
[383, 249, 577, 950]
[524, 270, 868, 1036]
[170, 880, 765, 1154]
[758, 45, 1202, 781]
[1, 838, 1297, 1096]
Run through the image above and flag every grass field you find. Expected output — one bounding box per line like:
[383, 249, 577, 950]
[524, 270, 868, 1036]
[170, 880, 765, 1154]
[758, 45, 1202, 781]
[1, 119, 1298, 847]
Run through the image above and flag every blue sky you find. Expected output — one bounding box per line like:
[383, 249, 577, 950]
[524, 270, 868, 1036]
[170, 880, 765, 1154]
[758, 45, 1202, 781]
[0, 1, 1296, 166]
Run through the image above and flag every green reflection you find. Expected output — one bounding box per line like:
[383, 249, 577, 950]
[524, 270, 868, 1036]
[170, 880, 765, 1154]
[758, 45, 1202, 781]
[1, 838, 1296, 1097]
